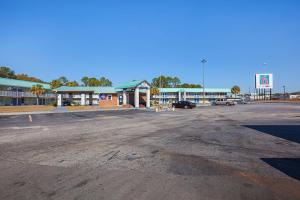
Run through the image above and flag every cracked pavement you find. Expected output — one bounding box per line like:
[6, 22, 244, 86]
[0, 104, 300, 200]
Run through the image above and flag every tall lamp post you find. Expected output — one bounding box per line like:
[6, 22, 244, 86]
[283, 85, 286, 101]
[201, 59, 207, 104]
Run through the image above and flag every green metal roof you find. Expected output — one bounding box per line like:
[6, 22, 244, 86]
[54, 86, 116, 93]
[159, 88, 231, 93]
[115, 80, 149, 89]
[158, 88, 184, 93]
[0, 77, 51, 89]
[99, 87, 118, 93]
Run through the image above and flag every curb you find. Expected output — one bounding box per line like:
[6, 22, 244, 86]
[0, 107, 154, 116]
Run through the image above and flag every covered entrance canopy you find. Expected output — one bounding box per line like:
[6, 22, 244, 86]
[115, 80, 151, 108]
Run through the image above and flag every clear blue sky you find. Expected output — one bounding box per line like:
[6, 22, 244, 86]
[1, 0, 300, 92]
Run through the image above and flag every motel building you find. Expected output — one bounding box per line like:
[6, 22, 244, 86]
[153, 88, 231, 104]
[0, 77, 55, 106]
[1, 77, 232, 107]
[54, 80, 151, 108]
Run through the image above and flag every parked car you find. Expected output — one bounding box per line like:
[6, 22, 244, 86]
[236, 100, 248, 104]
[213, 99, 235, 106]
[172, 101, 196, 109]
[62, 100, 71, 106]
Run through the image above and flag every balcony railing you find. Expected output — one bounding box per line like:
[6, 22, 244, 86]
[0, 90, 56, 98]
[186, 95, 227, 98]
[153, 95, 227, 99]
[153, 95, 178, 98]
[62, 94, 99, 99]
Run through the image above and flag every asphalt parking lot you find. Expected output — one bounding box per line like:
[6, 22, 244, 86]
[0, 103, 300, 200]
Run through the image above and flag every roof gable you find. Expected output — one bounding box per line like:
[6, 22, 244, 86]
[115, 80, 150, 89]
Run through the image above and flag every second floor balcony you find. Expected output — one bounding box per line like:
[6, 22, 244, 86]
[153, 94, 228, 99]
[0, 90, 56, 98]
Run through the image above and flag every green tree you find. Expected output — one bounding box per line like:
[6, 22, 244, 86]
[179, 83, 202, 88]
[151, 76, 202, 88]
[50, 79, 62, 89]
[0, 66, 46, 82]
[81, 76, 89, 86]
[15, 73, 44, 83]
[99, 77, 112, 86]
[0, 66, 16, 78]
[57, 76, 68, 85]
[151, 77, 160, 88]
[66, 81, 79, 87]
[152, 75, 173, 88]
[30, 84, 45, 105]
[88, 78, 100, 86]
[171, 77, 181, 87]
[231, 85, 241, 97]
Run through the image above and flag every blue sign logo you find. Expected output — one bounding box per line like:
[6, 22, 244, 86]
[100, 94, 106, 100]
[259, 75, 270, 86]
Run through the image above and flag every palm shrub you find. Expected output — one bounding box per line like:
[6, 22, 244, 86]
[30, 84, 45, 105]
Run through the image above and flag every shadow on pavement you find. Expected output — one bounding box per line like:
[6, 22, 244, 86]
[244, 125, 300, 144]
[261, 158, 300, 181]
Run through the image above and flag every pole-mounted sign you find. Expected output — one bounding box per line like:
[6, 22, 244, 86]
[255, 74, 273, 89]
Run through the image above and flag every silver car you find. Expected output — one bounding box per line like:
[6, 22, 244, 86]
[214, 99, 235, 106]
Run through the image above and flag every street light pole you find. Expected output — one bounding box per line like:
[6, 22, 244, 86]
[159, 73, 162, 105]
[201, 59, 207, 104]
[283, 85, 286, 101]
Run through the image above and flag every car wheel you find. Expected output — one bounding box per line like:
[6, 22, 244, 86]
[184, 105, 188, 109]
[226, 103, 230, 106]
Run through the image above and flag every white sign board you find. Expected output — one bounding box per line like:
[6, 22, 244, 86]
[255, 74, 273, 89]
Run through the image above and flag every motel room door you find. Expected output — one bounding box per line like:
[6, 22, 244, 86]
[118, 94, 123, 106]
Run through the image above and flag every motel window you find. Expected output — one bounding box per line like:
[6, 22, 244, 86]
[107, 95, 112, 101]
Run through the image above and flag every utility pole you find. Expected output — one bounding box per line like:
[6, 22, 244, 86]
[16, 87, 19, 106]
[201, 59, 207, 104]
[283, 85, 286, 100]
[159, 73, 162, 104]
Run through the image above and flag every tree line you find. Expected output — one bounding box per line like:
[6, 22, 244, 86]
[1, 66, 240, 94]
[0, 66, 113, 89]
[49, 76, 113, 89]
[151, 75, 202, 88]
[0, 66, 45, 83]
[1, 67, 201, 89]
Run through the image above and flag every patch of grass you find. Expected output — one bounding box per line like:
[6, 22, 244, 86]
[65, 106, 100, 111]
[0, 105, 55, 113]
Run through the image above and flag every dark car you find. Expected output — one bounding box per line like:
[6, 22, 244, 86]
[172, 101, 196, 109]
[62, 100, 71, 106]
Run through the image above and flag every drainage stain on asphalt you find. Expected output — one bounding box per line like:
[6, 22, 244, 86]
[167, 153, 235, 176]
[13, 181, 26, 187]
[73, 179, 90, 189]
